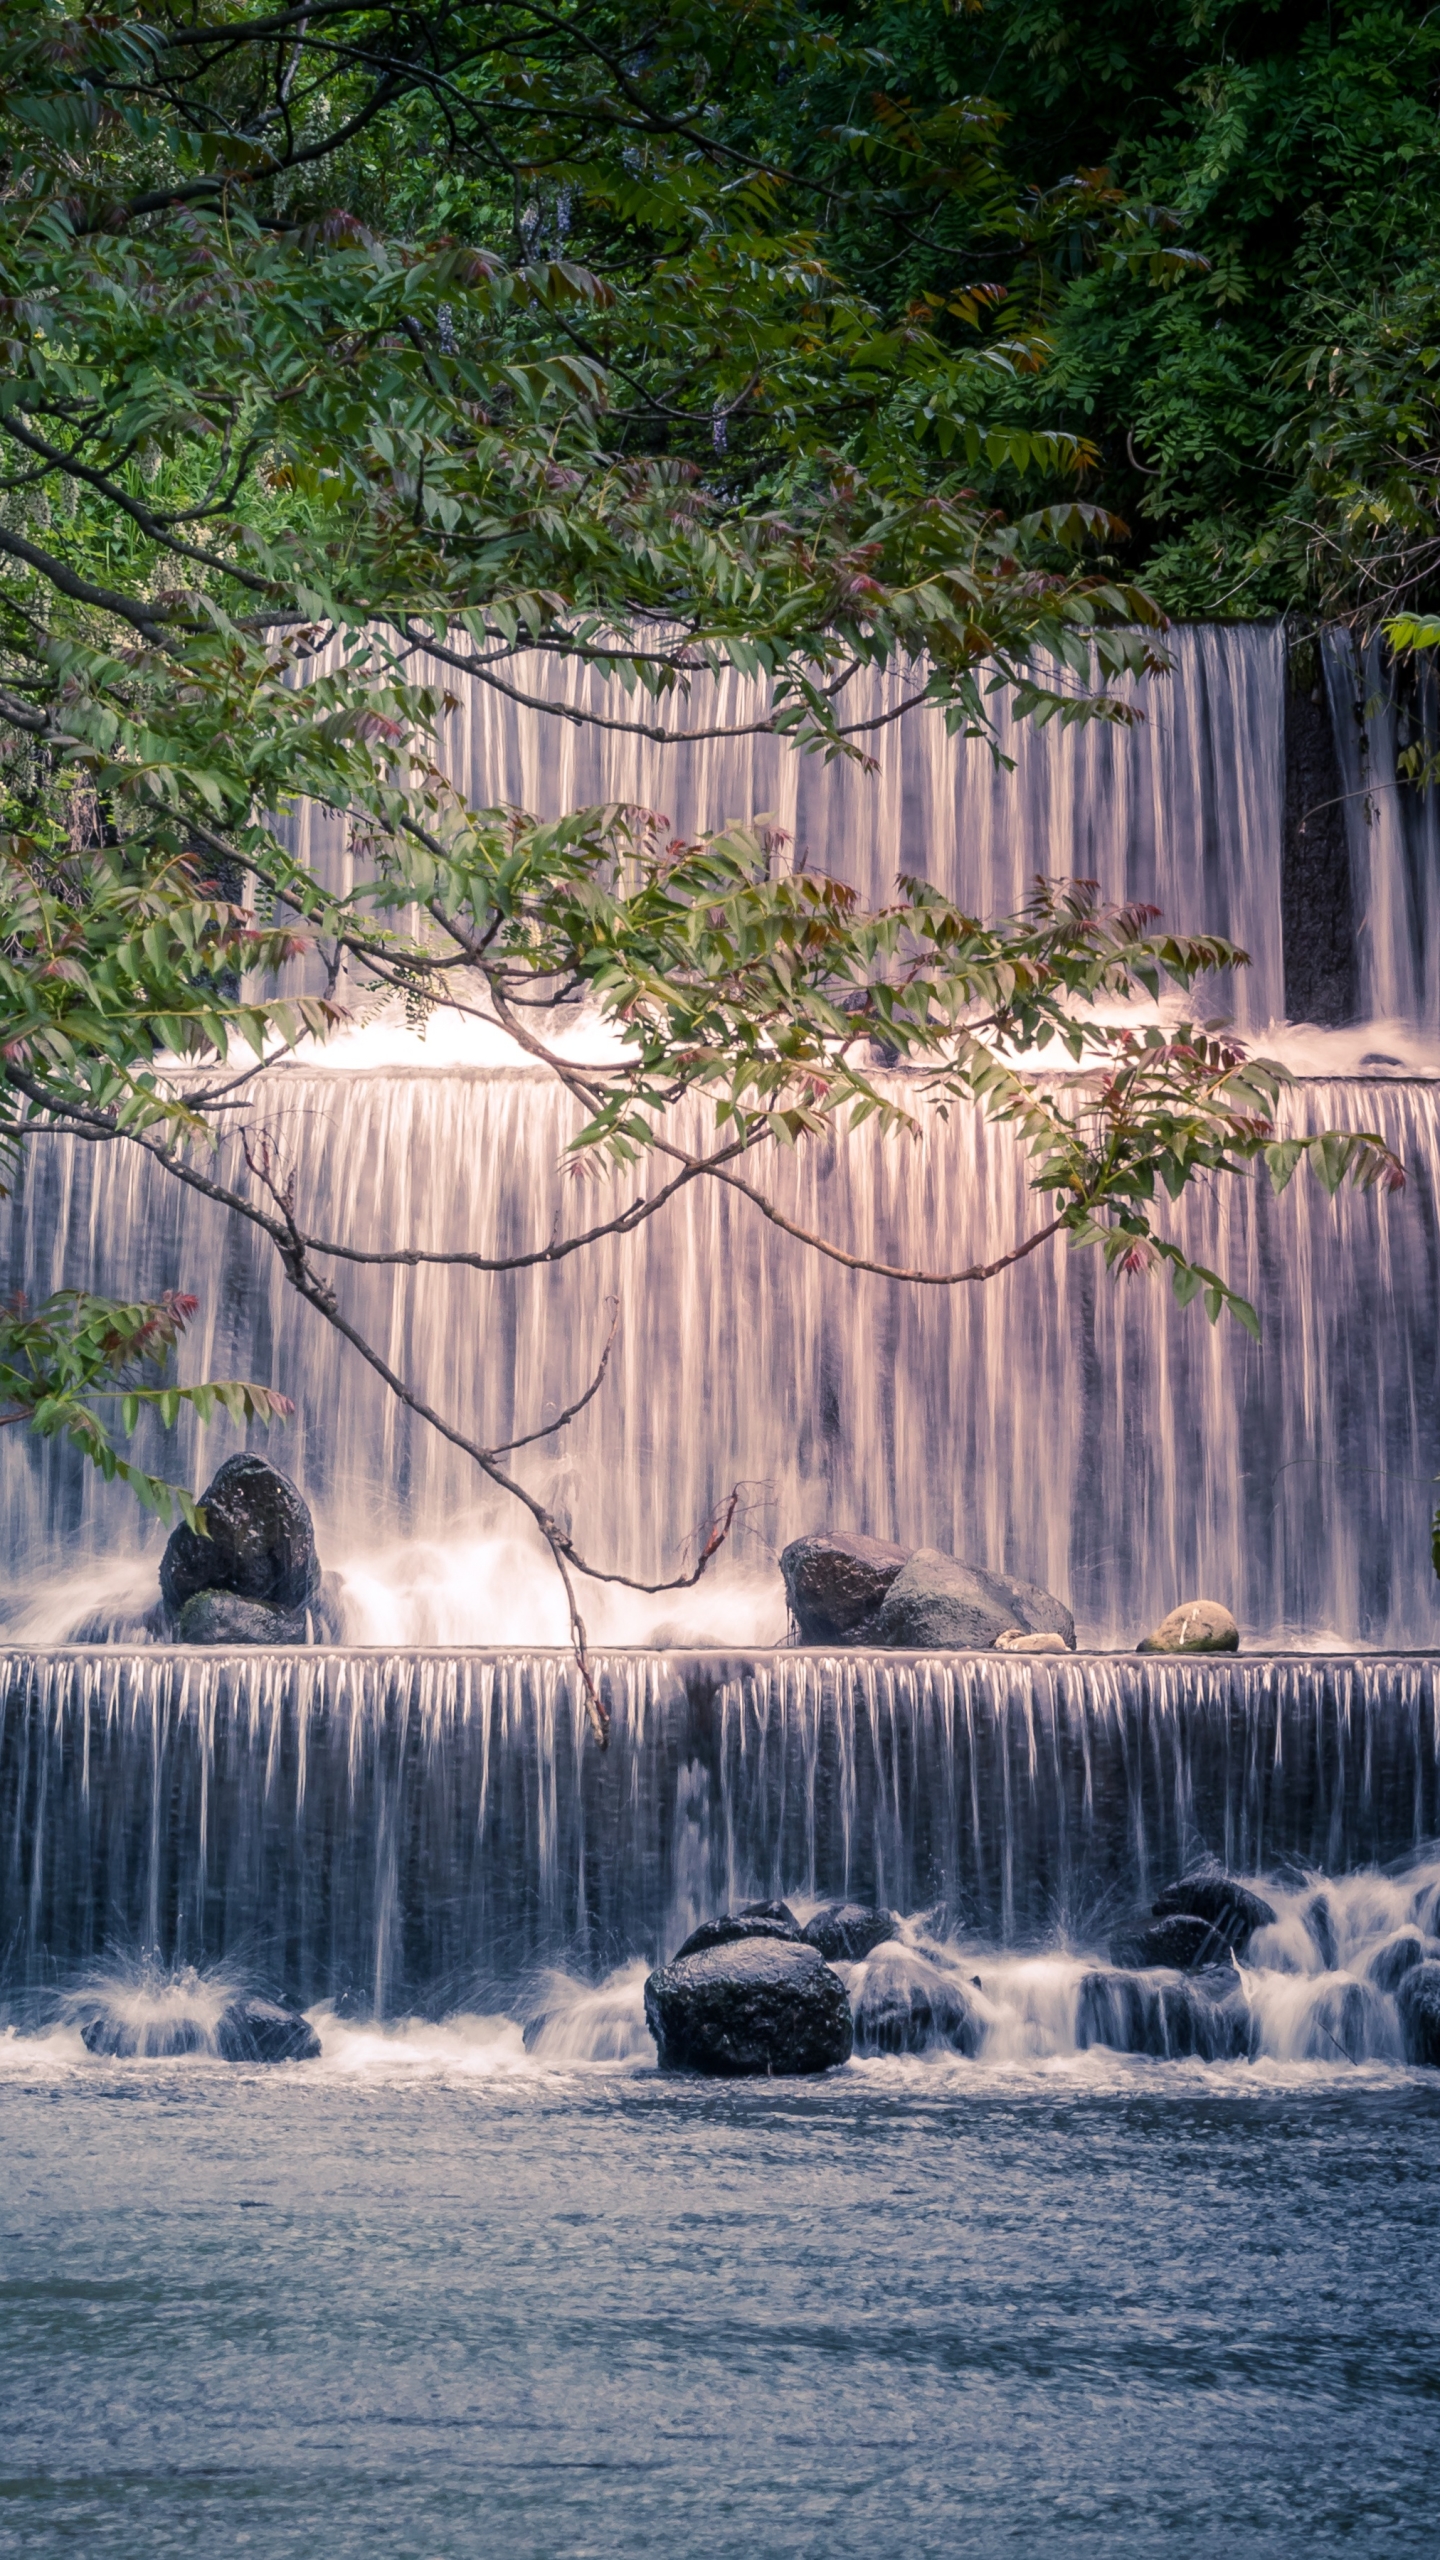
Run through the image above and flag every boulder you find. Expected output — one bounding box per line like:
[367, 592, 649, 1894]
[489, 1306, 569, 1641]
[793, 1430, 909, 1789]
[1151, 1868, 1276, 1956]
[1365, 1930, 1431, 1996]
[850, 1949, 984, 2056]
[1397, 1959, 1440, 2066]
[174, 1589, 311, 1646]
[672, 1903, 802, 1961]
[1301, 1977, 1395, 2065]
[81, 2010, 208, 2059]
[1136, 1600, 1239, 1655]
[1302, 1893, 1339, 1970]
[801, 1903, 898, 1964]
[779, 1532, 909, 1644]
[215, 1995, 321, 2064]
[872, 1549, 1075, 1652]
[1110, 1914, 1231, 1972]
[161, 1454, 319, 1616]
[645, 1938, 853, 2075]
[1076, 1968, 1255, 2062]
[993, 1629, 1070, 1655]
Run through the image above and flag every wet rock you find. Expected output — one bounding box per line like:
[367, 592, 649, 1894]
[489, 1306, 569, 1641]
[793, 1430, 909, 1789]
[1076, 1968, 1255, 2062]
[1365, 1930, 1431, 1996]
[801, 1903, 898, 1963]
[872, 1549, 1075, 1652]
[993, 1629, 1070, 1655]
[1136, 1600, 1239, 1655]
[779, 1532, 909, 1644]
[1303, 1893, 1339, 1971]
[174, 1589, 311, 1645]
[81, 2010, 209, 2059]
[849, 1949, 984, 2056]
[215, 1995, 321, 2064]
[1151, 1868, 1276, 1956]
[1397, 1959, 1440, 2066]
[672, 1904, 802, 1961]
[1302, 1977, 1396, 2065]
[161, 1454, 320, 1616]
[644, 1938, 853, 2076]
[1110, 1914, 1231, 1972]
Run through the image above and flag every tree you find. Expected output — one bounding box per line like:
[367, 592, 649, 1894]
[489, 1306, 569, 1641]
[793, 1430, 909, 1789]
[0, 3, 1403, 1733]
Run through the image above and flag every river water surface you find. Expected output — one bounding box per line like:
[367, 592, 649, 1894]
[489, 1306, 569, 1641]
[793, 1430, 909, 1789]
[3, 2032, 1438, 2559]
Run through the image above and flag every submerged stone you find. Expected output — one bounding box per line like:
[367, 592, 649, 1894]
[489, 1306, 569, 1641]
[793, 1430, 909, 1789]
[1136, 1600, 1239, 1655]
[161, 1454, 320, 1616]
[872, 1549, 1075, 1652]
[215, 1996, 321, 2064]
[1110, 1914, 1230, 1972]
[81, 2010, 209, 2059]
[1301, 1977, 1396, 2065]
[1397, 1960, 1440, 2066]
[801, 1903, 898, 1963]
[1303, 1893, 1339, 1970]
[1365, 1930, 1431, 1995]
[779, 1532, 909, 1644]
[1076, 1968, 1255, 2062]
[175, 1589, 311, 1645]
[1152, 1868, 1276, 1955]
[849, 1949, 984, 2056]
[644, 1938, 852, 2076]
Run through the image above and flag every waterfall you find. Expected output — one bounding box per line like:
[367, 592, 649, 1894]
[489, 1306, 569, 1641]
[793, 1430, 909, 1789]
[293, 622, 1290, 1025]
[9, 613, 1440, 1647]
[4, 1648, 1438, 2010]
[6, 1069, 1440, 1649]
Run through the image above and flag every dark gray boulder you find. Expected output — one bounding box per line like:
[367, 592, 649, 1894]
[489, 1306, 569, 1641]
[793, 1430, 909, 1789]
[872, 1548, 1075, 1652]
[215, 1996, 321, 2064]
[161, 1454, 319, 1616]
[1301, 1977, 1395, 2064]
[1366, 1930, 1431, 1995]
[644, 1938, 852, 2075]
[1397, 1959, 1440, 2066]
[175, 1589, 311, 1645]
[1076, 1968, 1255, 2062]
[849, 1949, 983, 2056]
[81, 2009, 208, 2059]
[1151, 1868, 1276, 1956]
[672, 1907, 802, 1961]
[1303, 1893, 1339, 1970]
[780, 1533, 909, 1644]
[1110, 1914, 1230, 1972]
[801, 1903, 898, 1964]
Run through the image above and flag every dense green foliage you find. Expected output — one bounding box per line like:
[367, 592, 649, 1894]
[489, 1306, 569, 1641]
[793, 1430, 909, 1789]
[710, 0, 1440, 621]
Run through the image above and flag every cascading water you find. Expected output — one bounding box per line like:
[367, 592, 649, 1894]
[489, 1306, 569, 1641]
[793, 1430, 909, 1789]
[5, 623, 1440, 2032]
[5, 1646, 1440, 2068]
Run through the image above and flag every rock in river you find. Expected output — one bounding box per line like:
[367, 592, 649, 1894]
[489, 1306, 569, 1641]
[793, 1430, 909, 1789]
[1151, 1867, 1276, 1956]
[801, 1902, 898, 1963]
[872, 1549, 1075, 1652]
[174, 1589, 312, 1646]
[779, 1532, 909, 1644]
[1397, 1959, 1440, 2066]
[849, 1948, 984, 2056]
[215, 1995, 322, 2064]
[1110, 1914, 1232, 1972]
[672, 1902, 802, 1961]
[1136, 1600, 1239, 1655]
[162, 1454, 320, 1617]
[644, 1938, 853, 2076]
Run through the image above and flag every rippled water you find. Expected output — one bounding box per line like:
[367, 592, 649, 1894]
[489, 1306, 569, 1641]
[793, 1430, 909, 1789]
[2, 2042, 1438, 2559]
[6, 1863, 1440, 2558]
